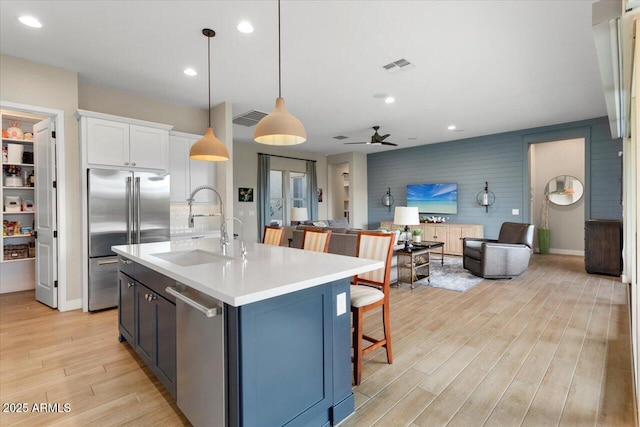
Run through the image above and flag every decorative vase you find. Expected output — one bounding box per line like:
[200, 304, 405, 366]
[538, 228, 550, 254]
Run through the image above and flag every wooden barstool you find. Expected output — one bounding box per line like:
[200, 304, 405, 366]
[301, 229, 332, 253]
[262, 225, 285, 246]
[350, 231, 395, 385]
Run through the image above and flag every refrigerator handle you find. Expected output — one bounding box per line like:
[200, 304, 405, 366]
[126, 176, 132, 244]
[135, 177, 141, 243]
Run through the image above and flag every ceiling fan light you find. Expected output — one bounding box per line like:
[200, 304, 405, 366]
[190, 127, 230, 161]
[254, 98, 307, 145]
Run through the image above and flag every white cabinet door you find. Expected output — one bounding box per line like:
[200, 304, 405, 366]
[168, 135, 190, 203]
[34, 118, 58, 308]
[130, 125, 167, 170]
[87, 118, 130, 167]
[168, 132, 216, 203]
[189, 137, 216, 203]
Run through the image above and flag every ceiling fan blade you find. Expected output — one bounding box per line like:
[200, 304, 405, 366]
[380, 134, 391, 141]
[381, 141, 398, 146]
[344, 142, 368, 145]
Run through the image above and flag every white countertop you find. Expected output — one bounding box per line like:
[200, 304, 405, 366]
[112, 238, 384, 307]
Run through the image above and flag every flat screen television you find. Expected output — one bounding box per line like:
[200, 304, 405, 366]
[407, 183, 458, 214]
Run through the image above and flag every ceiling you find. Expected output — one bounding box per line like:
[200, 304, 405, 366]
[0, 1, 606, 156]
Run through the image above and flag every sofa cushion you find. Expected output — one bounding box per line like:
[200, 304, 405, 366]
[327, 218, 349, 228]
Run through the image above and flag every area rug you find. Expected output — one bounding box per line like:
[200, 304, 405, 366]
[413, 256, 483, 292]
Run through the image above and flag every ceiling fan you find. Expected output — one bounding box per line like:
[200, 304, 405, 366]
[345, 126, 398, 146]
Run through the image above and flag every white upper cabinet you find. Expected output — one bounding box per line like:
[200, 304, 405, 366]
[78, 110, 171, 172]
[129, 125, 167, 170]
[169, 132, 216, 203]
[86, 118, 129, 167]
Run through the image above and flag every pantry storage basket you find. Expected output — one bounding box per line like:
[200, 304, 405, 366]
[4, 244, 29, 260]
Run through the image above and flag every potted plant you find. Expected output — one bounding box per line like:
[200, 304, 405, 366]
[412, 228, 422, 243]
[539, 194, 550, 254]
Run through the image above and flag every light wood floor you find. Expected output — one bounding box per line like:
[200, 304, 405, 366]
[0, 254, 635, 426]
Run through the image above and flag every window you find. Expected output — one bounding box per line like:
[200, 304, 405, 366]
[290, 172, 307, 208]
[269, 170, 284, 226]
[269, 169, 307, 225]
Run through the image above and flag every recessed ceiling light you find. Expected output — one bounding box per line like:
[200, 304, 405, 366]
[448, 125, 456, 130]
[385, 96, 395, 104]
[373, 93, 387, 99]
[237, 21, 254, 34]
[18, 16, 42, 28]
[183, 68, 197, 77]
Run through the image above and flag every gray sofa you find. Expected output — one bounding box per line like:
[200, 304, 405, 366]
[462, 222, 535, 279]
[290, 226, 402, 283]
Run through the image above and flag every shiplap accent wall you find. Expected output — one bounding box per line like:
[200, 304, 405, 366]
[368, 117, 622, 239]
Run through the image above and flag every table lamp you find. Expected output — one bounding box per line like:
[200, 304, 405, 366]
[394, 206, 420, 250]
[290, 207, 308, 225]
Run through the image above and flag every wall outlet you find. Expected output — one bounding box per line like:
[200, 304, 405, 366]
[512, 209, 520, 215]
[336, 292, 346, 316]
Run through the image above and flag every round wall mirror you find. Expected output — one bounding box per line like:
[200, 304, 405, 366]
[545, 175, 584, 206]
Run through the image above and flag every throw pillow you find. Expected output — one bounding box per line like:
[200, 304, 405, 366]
[312, 221, 327, 227]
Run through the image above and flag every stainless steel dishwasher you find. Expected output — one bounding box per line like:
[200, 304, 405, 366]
[166, 285, 225, 427]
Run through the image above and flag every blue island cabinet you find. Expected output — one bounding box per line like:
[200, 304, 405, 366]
[226, 278, 354, 427]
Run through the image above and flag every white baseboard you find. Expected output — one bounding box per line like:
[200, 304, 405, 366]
[549, 249, 585, 256]
[0, 282, 35, 294]
[60, 299, 82, 312]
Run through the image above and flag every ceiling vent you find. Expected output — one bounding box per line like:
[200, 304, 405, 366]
[333, 135, 348, 140]
[382, 58, 416, 74]
[233, 110, 268, 127]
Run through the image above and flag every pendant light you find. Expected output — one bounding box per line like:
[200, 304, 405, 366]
[254, 0, 307, 145]
[190, 28, 230, 161]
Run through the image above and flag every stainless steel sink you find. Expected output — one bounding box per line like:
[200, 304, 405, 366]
[151, 249, 233, 266]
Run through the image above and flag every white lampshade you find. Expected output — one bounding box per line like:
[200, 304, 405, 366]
[290, 207, 308, 222]
[190, 127, 230, 161]
[394, 206, 419, 226]
[254, 98, 307, 146]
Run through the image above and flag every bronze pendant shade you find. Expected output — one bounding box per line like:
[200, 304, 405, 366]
[254, 0, 306, 145]
[190, 28, 230, 162]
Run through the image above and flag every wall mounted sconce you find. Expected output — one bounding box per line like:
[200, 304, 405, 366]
[476, 181, 495, 212]
[381, 187, 394, 212]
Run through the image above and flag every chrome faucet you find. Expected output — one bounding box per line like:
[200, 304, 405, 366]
[222, 217, 246, 259]
[186, 186, 228, 249]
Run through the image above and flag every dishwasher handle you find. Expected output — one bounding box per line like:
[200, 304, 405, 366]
[166, 286, 222, 317]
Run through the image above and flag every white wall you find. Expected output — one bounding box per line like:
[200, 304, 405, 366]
[79, 82, 207, 134]
[1, 54, 81, 305]
[233, 141, 328, 243]
[327, 152, 368, 229]
[530, 138, 585, 254]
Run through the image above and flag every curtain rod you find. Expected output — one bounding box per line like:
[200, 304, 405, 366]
[258, 153, 316, 163]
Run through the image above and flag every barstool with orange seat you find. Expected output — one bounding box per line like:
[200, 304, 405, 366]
[350, 231, 395, 385]
[262, 225, 285, 246]
[301, 228, 332, 253]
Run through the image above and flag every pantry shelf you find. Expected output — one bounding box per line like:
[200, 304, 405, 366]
[3, 234, 35, 239]
[1, 257, 35, 263]
[3, 211, 35, 214]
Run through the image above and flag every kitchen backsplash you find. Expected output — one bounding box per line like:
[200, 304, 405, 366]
[170, 204, 221, 235]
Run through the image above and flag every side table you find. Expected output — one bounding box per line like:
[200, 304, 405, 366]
[396, 241, 445, 289]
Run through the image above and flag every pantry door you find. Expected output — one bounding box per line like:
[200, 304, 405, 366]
[33, 118, 57, 308]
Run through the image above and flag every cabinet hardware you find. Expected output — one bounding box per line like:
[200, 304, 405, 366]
[124, 162, 129, 166]
[127, 282, 133, 288]
[131, 162, 136, 166]
[120, 258, 132, 265]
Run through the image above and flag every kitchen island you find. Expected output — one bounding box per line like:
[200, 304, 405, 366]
[112, 238, 383, 427]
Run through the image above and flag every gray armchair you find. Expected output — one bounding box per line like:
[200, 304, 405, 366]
[463, 222, 535, 279]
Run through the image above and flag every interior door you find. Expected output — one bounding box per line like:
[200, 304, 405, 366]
[34, 118, 58, 308]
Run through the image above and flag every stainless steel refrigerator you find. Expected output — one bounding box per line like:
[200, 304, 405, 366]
[88, 169, 170, 311]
